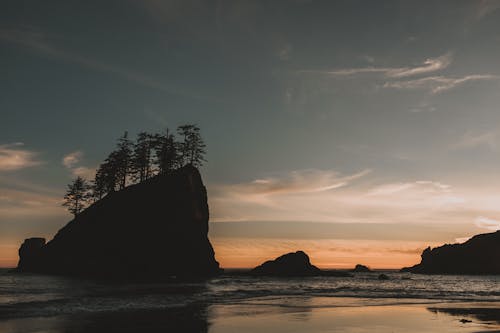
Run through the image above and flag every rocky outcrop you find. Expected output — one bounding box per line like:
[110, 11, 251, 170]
[352, 264, 371, 272]
[251, 251, 322, 276]
[17, 165, 220, 279]
[17, 238, 46, 272]
[402, 230, 500, 275]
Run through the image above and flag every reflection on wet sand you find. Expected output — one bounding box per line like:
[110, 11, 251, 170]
[3, 299, 500, 333]
[209, 300, 500, 333]
[428, 305, 500, 328]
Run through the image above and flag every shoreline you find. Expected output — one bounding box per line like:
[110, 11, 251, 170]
[2, 298, 500, 333]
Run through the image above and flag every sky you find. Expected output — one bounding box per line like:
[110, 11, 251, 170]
[2, 0, 500, 268]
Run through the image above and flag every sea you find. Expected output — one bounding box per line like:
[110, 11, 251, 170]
[2, 268, 500, 332]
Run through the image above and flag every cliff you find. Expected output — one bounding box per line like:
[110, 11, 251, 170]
[402, 230, 500, 275]
[17, 165, 221, 279]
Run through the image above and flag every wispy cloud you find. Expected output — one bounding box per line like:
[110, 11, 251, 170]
[383, 74, 497, 94]
[304, 53, 453, 79]
[452, 130, 498, 150]
[476, 0, 500, 20]
[368, 181, 451, 196]
[0, 188, 64, 219]
[62, 151, 96, 179]
[475, 216, 500, 231]
[221, 168, 371, 197]
[70, 166, 96, 179]
[208, 169, 499, 230]
[0, 143, 42, 171]
[62, 151, 83, 168]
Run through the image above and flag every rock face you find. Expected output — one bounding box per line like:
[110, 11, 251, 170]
[352, 264, 371, 272]
[251, 251, 321, 276]
[17, 238, 46, 272]
[402, 230, 500, 275]
[17, 165, 220, 279]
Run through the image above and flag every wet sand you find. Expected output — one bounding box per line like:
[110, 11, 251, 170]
[2, 298, 500, 333]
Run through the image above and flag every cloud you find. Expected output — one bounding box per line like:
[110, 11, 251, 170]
[386, 54, 453, 78]
[383, 74, 497, 94]
[71, 166, 96, 179]
[0, 188, 64, 219]
[0, 143, 42, 171]
[476, 0, 500, 20]
[209, 169, 483, 226]
[62, 151, 83, 168]
[305, 53, 452, 79]
[475, 216, 500, 231]
[62, 151, 96, 179]
[368, 181, 451, 196]
[452, 130, 498, 150]
[221, 168, 371, 197]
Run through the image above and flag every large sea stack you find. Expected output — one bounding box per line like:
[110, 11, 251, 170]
[17, 165, 221, 279]
[402, 230, 500, 275]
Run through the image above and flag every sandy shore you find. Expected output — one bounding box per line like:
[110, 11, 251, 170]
[2, 298, 500, 333]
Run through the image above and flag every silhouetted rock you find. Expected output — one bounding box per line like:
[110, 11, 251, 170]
[378, 273, 389, 280]
[17, 165, 220, 279]
[402, 230, 500, 275]
[352, 264, 371, 272]
[251, 251, 322, 276]
[17, 238, 46, 272]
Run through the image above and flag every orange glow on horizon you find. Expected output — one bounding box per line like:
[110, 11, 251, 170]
[211, 238, 443, 270]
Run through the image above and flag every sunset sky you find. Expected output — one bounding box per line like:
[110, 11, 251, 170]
[2, 1, 500, 268]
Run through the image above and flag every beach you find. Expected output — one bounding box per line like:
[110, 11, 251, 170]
[2, 269, 500, 332]
[2, 298, 500, 333]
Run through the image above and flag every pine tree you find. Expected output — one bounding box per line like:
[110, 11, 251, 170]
[62, 176, 91, 217]
[131, 131, 155, 182]
[155, 129, 179, 174]
[115, 131, 133, 189]
[177, 124, 206, 167]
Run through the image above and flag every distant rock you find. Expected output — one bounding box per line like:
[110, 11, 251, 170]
[17, 165, 221, 279]
[17, 238, 45, 272]
[352, 264, 371, 272]
[378, 273, 389, 280]
[251, 251, 322, 276]
[402, 230, 500, 275]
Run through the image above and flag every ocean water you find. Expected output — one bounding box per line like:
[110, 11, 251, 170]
[2, 268, 500, 320]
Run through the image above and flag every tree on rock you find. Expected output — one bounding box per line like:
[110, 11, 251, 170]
[155, 129, 179, 174]
[62, 176, 91, 217]
[115, 131, 133, 190]
[177, 124, 206, 167]
[131, 131, 155, 182]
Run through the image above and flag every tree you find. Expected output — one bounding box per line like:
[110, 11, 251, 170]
[177, 124, 206, 167]
[115, 131, 133, 189]
[62, 176, 91, 217]
[154, 129, 179, 174]
[131, 131, 155, 182]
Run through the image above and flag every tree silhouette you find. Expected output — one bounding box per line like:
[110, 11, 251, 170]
[131, 131, 155, 182]
[62, 176, 91, 217]
[83, 126, 208, 206]
[155, 129, 179, 174]
[177, 124, 206, 167]
[115, 132, 133, 190]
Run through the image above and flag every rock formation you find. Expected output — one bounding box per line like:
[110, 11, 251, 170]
[352, 264, 371, 272]
[17, 165, 220, 279]
[17, 238, 46, 272]
[402, 230, 500, 275]
[251, 251, 322, 276]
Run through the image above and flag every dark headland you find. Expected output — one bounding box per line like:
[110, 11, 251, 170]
[17, 165, 221, 279]
[402, 230, 500, 275]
